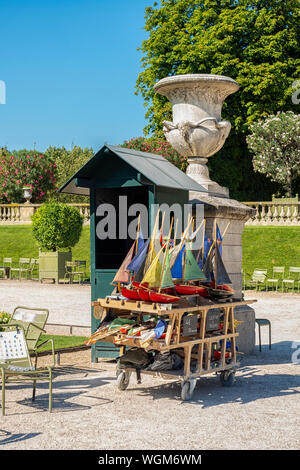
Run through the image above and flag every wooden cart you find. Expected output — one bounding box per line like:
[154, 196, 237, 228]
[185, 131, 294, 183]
[92, 297, 256, 400]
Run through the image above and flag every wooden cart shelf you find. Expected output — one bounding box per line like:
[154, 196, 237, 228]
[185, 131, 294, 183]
[91, 296, 256, 400]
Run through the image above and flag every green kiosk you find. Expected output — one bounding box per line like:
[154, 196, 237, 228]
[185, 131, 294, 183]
[59, 145, 206, 361]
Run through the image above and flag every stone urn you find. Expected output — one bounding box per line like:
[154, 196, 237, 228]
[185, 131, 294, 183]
[23, 186, 33, 204]
[154, 74, 240, 196]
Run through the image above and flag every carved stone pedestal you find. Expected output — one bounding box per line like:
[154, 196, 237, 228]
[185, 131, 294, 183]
[190, 189, 256, 354]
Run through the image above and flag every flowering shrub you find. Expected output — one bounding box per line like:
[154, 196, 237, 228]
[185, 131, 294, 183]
[0, 311, 11, 331]
[247, 112, 300, 197]
[0, 149, 57, 203]
[122, 137, 188, 171]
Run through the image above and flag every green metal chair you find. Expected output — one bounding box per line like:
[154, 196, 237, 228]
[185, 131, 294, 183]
[0, 257, 13, 279]
[255, 318, 272, 352]
[28, 258, 39, 280]
[64, 261, 84, 284]
[74, 260, 87, 282]
[8, 306, 55, 368]
[266, 267, 285, 291]
[282, 267, 300, 292]
[10, 258, 31, 281]
[246, 269, 267, 291]
[0, 324, 54, 415]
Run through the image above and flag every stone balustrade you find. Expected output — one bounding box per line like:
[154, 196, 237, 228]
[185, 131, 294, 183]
[243, 201, 300, 225]
[0, 203, 90, 225]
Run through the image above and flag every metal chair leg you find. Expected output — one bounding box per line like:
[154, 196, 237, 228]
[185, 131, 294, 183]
[258, 324, 262, 352]
[1, 369, 5, 416]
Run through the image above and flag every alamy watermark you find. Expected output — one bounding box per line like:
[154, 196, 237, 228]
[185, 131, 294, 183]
[0, 80, 6, 104]
[95, 198, 205, 249]
[291, 341, 300, 365]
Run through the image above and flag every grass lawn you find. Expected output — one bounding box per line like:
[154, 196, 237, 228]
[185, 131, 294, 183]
[242, 226, 300, 275]
[0, 225, 91, 271]
[0, 224, 299, 279]
[37, 334, 89, 352]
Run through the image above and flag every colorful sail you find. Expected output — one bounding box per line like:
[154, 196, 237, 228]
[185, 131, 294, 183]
[183, 246, 206, 281]
[198, 229, 213, 268]
[141, 247, 163, 288]
[136, 224, 145, 254]
[160, 252, 174, 289]
[214, 245, 232, 285]
[112, 242, 135, 284]
[127, 239, 149, 274]
[171, 244, 185, 279]
[216, 224, 223, 256]
[202, 248, 214, 282]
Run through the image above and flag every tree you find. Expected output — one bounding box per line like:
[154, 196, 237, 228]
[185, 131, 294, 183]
[122, 136, 187, 171]
[32, 201, 83, 251]
[0, 148, 57, 203]
[136, 0, 300, 200]
[45, 146, 93, 202]
[247, 111, 300, 197]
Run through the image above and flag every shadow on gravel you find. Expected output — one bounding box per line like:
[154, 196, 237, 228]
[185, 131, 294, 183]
[242, 341, 299, 366]
[0, 429, 41, 445]
[131, 365, 300, 408]
[4, 368, 115, 415]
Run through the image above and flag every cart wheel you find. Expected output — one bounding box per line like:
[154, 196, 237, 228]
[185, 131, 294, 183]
[220, 370, 236, 387]
[116, 371, 130, 391]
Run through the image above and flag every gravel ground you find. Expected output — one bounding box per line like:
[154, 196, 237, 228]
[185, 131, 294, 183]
[0, 282, 299, 450]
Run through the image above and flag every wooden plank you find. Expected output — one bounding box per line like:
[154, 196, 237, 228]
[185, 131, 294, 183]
[197, 310, 207, 374]
[165, 314, 176, 346]
[113, 332, 239, 352]
[183, 345, 193, 377]
[221, 307, 230, 368]
[229, 306, 237, 364]
[95, 297, 257, 316]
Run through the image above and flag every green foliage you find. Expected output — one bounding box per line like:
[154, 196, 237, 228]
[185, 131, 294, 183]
[136, 0, 300, 200]
[0, 148, 57, 203]
[247, 111, 300, 196]
[31, 201, 84, 251]
[45, 146, 93, 202]
[122, 136, 188, 171]
[0, 312, 11, 330]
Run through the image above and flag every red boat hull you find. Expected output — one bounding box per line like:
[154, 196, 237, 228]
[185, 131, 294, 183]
[175, 284, 209, 297]
[149, 291, 180, 303]
[138, 288, 151, 302]
[121, 287, 141, 301]
[132, 281, 142, 288]
[210, 281, 234, 293]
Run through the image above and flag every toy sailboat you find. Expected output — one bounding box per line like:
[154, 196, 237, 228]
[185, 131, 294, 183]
[203, 222, 234, 300]
[171, 218, 208, 296]
[140, 218, 180, 303]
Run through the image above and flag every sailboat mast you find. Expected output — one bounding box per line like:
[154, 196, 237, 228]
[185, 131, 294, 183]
[182, 217, 194, 282]
[201, 219, 206, 265]
[158, 217, 173, 293]
[214, 220, 217, 286]
[144, 209, 160, 272]
[135, 213, 141, 255]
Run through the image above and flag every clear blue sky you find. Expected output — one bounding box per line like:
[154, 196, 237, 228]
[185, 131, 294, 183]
[0, 0, 152, 152]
